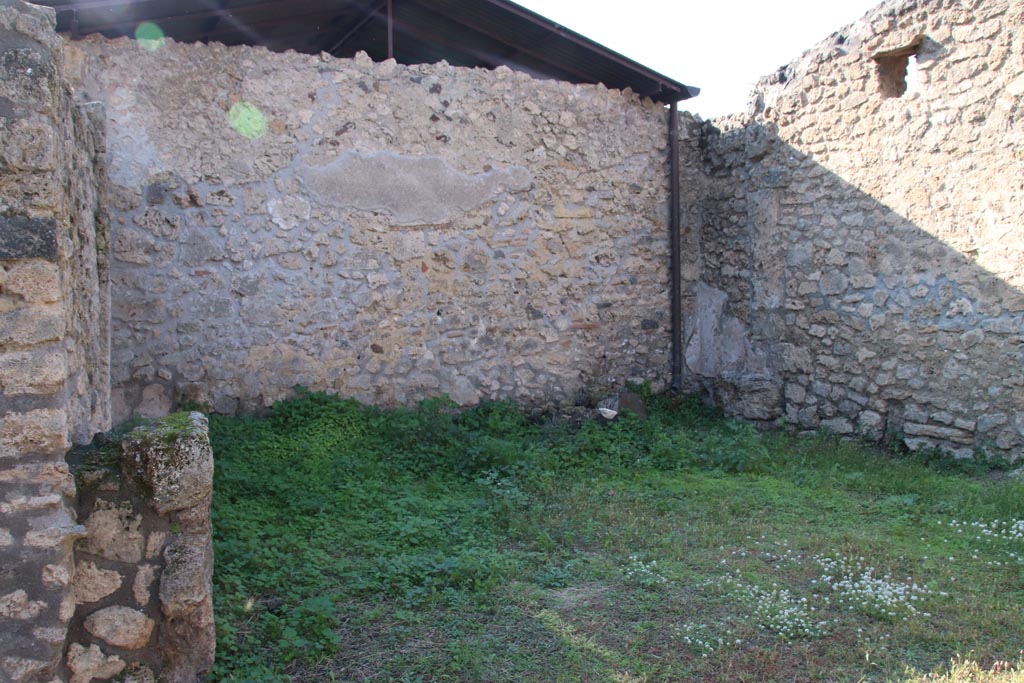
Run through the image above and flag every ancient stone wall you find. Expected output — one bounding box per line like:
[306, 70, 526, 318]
[682, 0, 1024, 458]
[64, 37, 673, 422]
[67, 412, 215, 683]
[0, 1, 110, 680]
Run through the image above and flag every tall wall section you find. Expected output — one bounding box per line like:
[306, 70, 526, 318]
[0, 0, 110, 679]
[683, 0, 1024, 458]
[64, 37, 673, 422]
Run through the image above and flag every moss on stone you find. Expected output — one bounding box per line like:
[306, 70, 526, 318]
[68, 430, 127, 487]
[120, 411, 213, 515]
[126, 412, 204, 448]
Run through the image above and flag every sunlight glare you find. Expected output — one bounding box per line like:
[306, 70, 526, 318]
[134, 22, 166, 52]
[228, 101, 268, 139]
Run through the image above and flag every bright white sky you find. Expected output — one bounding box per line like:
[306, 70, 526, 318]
[514, 0, 883, 117]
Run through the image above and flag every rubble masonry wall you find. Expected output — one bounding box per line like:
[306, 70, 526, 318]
[680, 0, 1024, 457]
[0, 1, 110, 680]
[64, 37, 674, 423]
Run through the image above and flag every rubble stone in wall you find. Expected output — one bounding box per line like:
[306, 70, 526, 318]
[73, 562, 123, 604]
[66, 643, 125, 683]
[84, 606, 155, 650]
[80, 500, 144, 563]
[132, 565, 156, 606]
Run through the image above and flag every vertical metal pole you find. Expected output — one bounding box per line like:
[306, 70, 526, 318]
[669, 101, 683, 393]
[387, 0, 394, 59]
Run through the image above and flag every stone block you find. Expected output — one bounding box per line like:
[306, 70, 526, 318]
[2, 260, 61, 301]
[995, 429, 1020, 450]
[132, 564, 156, 606]
[856, 410, 885, 440]
[0, 589, 46, 620]
[84, 606, 155, 650]
[74, 561, 123, 604]
[67, 643, 125, 683]
[32, 625, 65, 646]
[1, 656, 49, 683]
[0, 345, 66, 395]
[121, 412, 213, 515]
[819, 271, 849, 296]
[159, 534, 215, 682]
[135, 383, 172, 419]
[783, 383, 807, 403]
[24, 522, 86, 549]
[903, 422, 974, 445]
[0, 304, 65, 346]
[977, 413, 1007, 433]
[820, 417, 854, 435]
[0, 461, 75, 491]
[159, 537, 211, 619]
[0, 408, 68, 458]
[145, 531, 167, 559]
[40, 561, 71, 588]
[81, 501, 144, 563]
[0, 493, 62, 514]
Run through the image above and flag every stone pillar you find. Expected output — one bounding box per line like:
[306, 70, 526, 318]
[0, 1, 109, 680]
[69, 413, 215, 683]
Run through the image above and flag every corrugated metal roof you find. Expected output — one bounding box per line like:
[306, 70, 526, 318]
[35, 0, 698, 103]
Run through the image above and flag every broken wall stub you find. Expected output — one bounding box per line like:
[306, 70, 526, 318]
[0, 0, 110, 680]
[64, 37, 673, 422]
[67, 412, 215, 683]
[683, 0, 1024, 458]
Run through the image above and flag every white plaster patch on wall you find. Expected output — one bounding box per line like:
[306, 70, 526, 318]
[92, 83, 163, 188]
[267, 196, 311, 232]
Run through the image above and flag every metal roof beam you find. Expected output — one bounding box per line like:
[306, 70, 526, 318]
[324, 0, 385, 55]
[198, 21, 335, 44]
[36, 0, 695, 103]
[46, 0, 169, 9]
[402, 0, 598, 86]
[384, 12, 503, 69]
[53, 1, 322, 35]
[48, 0, 283, 14]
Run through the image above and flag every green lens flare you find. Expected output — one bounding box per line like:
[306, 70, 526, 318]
[228, 102, 268, 140]
[134, 22, 165, 52]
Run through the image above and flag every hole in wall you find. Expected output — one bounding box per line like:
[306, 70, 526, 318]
[873, 36, 925, 98]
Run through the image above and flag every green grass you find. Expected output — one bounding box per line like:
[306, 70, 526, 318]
[208, 389, 1024, 683]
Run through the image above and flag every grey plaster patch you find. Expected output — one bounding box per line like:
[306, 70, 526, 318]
[0, 215, 57, 259]
[0, 26, 45, 53]
[684, 282, 729, 378]
[0, 94, 23, 118]
[302, 151, 532, 226]
[684, 282, 778, 422]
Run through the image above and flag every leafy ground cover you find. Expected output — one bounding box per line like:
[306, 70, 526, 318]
[208, 389, 1024, 682]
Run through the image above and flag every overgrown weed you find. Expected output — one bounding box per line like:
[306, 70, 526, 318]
[209, 389, 1024, 682]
